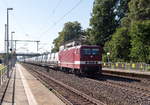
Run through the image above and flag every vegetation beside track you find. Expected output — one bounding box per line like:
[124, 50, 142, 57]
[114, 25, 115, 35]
[103, 62, 150, 71]
[0, 64, 6, 71]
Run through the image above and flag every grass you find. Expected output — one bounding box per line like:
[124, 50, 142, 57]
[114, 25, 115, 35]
[0, 64, 6, 71]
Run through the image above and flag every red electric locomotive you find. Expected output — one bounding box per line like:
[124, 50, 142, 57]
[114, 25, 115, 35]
[58, 41, 102, 74]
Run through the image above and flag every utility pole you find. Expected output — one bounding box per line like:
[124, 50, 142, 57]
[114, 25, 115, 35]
[11, 31, 15, 51]
[5, 24, 7, 53]
[6, 8, 13, 78]
[37, 41, 40, 53]
[4, 24, 7, 65]
[11, 31, 15, 68]
[14, 40, 17, 51]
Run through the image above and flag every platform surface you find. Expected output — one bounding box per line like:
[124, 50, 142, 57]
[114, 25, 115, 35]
[103, 68, 150, 76]
[0, 64, 66, 105]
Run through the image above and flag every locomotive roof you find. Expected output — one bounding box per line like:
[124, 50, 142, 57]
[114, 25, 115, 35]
[59, 45, 100, 51]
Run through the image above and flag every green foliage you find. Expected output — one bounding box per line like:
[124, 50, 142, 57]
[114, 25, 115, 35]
[52, 32, 65, 52]
[121, 0, 150, 27]
[102, 54, 108, 62]
[52, 21, 83, 52]
[90, 0, 118, 46]
[62, 21, 82, 41]
[115, 0, 131, 24]
[128, 0, 150, 21]
[104, 27, 130, 62]
[103, 0, 150, 63]
[82, 28, 95, 45]
[121, 17, 131, 27]
[130, 20, 150, 63]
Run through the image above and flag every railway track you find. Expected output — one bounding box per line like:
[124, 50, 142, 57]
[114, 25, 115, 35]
[23, 63, 150, 105]
[42, 64, 150, 99]
[102, 72, 150, 86]
[27, 66, 106, 105]
[87, 77, 150, 101]
[90, 74, 150, 98]
[102, 69, 150, 79]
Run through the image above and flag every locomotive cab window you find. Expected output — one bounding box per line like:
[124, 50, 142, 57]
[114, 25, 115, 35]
[92, 48, 100, 55]
[81, 48, 100, 55]
[81, 48, 91, 55]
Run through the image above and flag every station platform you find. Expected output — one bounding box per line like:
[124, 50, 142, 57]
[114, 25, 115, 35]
[103, 68, 150, 78]
[0, 64, 66, 105]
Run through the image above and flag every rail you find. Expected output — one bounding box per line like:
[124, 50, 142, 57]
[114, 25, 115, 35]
[102, 62, 150, 72]
[0, 65, 7, 86]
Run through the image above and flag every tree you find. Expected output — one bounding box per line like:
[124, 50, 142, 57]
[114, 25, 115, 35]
[103, 0, 150, 63]
[90, 0, 119, 46]
[52, 35, 64, 52]
[62, 21, 82, 41]
[130, 20, 150, 63]
[52, 21, 83, 52]
[128, 0, 150, 21]
[82, 28, 94, 45]
[104, 27, 130, 62]
[115, 0, 131, 25]
[128, 0, 150, 63]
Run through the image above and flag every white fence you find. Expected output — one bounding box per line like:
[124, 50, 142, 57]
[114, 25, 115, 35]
[102, 62, 150, 71]
[0, 66, 7, 86]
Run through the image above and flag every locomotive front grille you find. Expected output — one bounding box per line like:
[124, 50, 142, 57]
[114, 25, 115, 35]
[82, 65, 100, 73]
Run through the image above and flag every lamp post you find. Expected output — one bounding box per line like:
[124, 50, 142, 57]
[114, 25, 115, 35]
[107, 52, 110, 63]
[6, 8, 13, 78]
[11, 31, 15, 51]
[4, 24, 7, 54]
[36, 41, 40, 53]
[11, 31, 15, 68]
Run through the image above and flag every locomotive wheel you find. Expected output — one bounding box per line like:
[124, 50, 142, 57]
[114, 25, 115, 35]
[74, 69, 79, 75]
[70, 68, 74, 74]
[66, 68, 70, 73]
[79, 69, 83, 74]
[74, 69, 77, 74]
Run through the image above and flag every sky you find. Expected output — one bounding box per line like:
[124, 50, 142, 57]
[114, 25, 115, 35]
[0, 0, 94, 53]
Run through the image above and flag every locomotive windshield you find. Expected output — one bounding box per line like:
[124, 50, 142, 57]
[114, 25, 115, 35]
[82, 48, 91, 55]
[81, 48, 100, 55]
[91, 48, 99, 55]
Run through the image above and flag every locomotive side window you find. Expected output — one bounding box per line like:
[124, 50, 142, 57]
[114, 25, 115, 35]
[92, 48, 100, 55]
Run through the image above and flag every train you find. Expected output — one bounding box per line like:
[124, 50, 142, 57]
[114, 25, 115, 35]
[24, 41, 102, 74]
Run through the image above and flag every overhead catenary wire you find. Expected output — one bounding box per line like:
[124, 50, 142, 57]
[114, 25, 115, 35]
[37, 0, 83, 38]
[0, 0, 56, 53]
[52, 0, 63, 14]
[0, 0, 83, 49]
[32, 0, 64, 36]
[54, 0, 82, 26]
